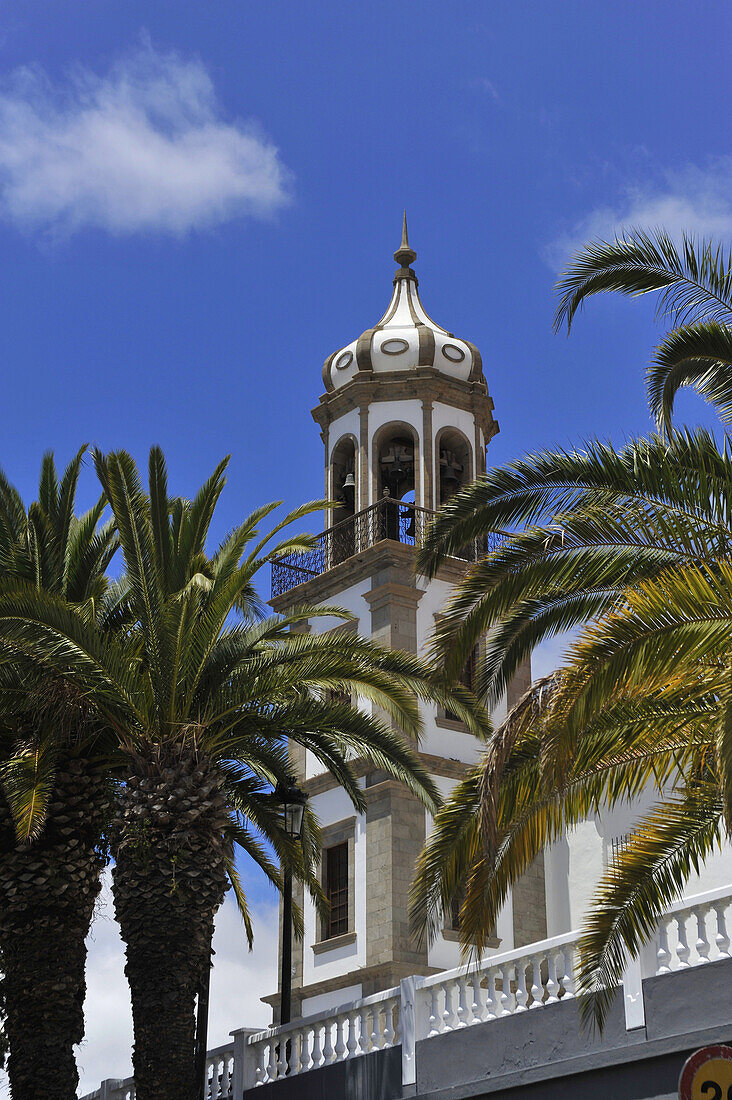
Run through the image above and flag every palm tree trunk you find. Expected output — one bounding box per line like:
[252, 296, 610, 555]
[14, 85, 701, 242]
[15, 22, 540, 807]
[0, 760, 109, 1100]
[113, 748, 229, 1100]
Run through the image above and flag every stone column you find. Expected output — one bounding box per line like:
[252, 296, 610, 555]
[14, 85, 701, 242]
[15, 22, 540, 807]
[474, 418, 484, 477]
[322, 424, 330, 505]
[422, 398, 434, 511]
[359, 403, 370, 511]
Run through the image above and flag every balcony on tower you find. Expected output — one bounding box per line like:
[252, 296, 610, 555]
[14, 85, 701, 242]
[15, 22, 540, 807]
[271, 494, 502, 599]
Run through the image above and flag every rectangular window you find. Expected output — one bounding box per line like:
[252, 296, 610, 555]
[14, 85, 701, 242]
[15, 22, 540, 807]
[450, 892, 462, 932]
[325, 841, 349, 938]
[329, 687, 352, 708]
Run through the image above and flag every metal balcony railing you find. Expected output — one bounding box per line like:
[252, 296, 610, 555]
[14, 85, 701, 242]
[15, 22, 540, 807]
[271, 494, 503, 598]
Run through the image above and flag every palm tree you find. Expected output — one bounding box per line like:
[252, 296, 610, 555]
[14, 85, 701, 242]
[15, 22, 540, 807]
[554, 229, 732, 431]
[0, 446, 485, 1100]
[410, 232, 732, 1028]
[0, 448, 120, 1100]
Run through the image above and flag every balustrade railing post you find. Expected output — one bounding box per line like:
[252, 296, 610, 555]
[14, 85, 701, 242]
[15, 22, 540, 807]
[231, 1028, 259, 1095]
[621, 954, 646, 1030]
[400, 975, 418, 1089]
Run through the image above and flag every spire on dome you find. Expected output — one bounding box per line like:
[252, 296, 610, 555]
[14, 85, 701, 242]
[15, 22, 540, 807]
[393, 210, 417, 277]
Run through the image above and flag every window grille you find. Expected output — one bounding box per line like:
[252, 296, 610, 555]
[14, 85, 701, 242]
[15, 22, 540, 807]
[325, 842, 349, 938]
[610, 833, 631, 867]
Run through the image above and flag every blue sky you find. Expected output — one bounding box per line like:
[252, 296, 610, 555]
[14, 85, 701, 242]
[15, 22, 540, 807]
[0, 1, 730, 1090]
[2, 0, 730, 529]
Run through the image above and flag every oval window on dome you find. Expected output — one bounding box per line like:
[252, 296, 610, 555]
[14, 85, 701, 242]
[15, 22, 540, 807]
[335, 350, 354, 370]
[380, 338, 409, 356]
[442, 343, 465, 363]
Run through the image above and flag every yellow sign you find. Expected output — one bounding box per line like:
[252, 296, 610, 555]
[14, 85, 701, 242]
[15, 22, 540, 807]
[679, 1046, 732, 1100]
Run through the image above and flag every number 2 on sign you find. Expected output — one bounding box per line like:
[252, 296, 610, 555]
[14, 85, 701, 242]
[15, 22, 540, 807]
[700, 1081, 732, 1098]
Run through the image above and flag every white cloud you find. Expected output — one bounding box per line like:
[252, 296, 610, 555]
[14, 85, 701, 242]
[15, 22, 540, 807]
[0, 873, 278, 1098]
[0, 42, 292, 236]
[471, 77, 501, 102]
[547, 158, 732, 269]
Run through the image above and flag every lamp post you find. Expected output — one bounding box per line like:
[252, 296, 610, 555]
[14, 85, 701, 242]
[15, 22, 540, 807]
[277, 777, 308, 1026]
[194, 942, 214, 1099]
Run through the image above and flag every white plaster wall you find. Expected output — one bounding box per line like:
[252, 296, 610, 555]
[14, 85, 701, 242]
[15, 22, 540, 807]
[327, 410, 360, 462]
[416, 576, 453, 659]
[545, 819, 604, 937]
[303, 578, 371, 780]
[598, 793, 732, 901]
[545, 789, 732, 939]
[308, 578, 370, 637]
[301, 984, 363, 1017]
[416, 574, 500, 766]
[302, 783, 367, 988]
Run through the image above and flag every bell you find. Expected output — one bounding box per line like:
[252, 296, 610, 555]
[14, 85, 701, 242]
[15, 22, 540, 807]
[343, 472, 355, 491]
[442, 463, 460, 488]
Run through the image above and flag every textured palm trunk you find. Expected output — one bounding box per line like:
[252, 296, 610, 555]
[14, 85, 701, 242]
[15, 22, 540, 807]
[113, 747, 230, 1100]
[0, 759, 110, 1100]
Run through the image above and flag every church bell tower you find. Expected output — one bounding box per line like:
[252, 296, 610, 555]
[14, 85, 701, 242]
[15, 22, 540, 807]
[268, 217, 541, 1021]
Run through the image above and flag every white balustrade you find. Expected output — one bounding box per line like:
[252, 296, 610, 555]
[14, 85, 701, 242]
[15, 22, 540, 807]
[85, 1042, 235, 1100]
[205, 1043, 235, 1099]
[80, 886, 732, 1097]
[243, 987, 401, 1086]
[651, 885, 732, 975]
[413, 931, 580, 1038]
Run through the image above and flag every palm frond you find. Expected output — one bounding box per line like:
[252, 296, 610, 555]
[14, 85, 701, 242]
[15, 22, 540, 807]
[648, 320, 732, 430]
[576, 786, 722, 1029]
[0, 737, 58, 842]
[555, 230, 732, 333]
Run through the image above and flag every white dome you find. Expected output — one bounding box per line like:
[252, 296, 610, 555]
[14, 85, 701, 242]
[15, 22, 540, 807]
[322, 216, 484, 392]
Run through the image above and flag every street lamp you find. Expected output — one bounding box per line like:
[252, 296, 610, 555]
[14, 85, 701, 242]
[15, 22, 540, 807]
[276, 778, 308, 1026]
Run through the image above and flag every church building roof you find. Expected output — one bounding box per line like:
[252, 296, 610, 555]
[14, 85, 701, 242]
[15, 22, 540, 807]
[321, 214, 485, 392]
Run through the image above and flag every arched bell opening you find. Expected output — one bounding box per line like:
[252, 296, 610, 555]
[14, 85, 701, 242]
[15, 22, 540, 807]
[329, 435, 358, 564]
[436, 427, 473, 507]
[330, 435, 358, 522]
[372, 422, 420, 544]
[377, 430, 416, 501]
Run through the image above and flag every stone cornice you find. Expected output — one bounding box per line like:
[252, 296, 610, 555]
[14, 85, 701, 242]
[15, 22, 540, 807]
[262, 959, 444, 1009]
[298, 751, 471, 798]
[269, 538, 470, 614]
[311, 368, 499, 442]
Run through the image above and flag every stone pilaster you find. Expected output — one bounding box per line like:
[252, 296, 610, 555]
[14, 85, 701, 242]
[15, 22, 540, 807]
[364, 778, 428, 978]
[512, 852, 547, 948]
[507, 655, 532, 711]
[362, 568, 428, 982]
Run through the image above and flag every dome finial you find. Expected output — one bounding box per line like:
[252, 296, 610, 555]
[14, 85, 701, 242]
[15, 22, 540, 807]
[393, 210, 417, 272]
[400, 210, 409, 249]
